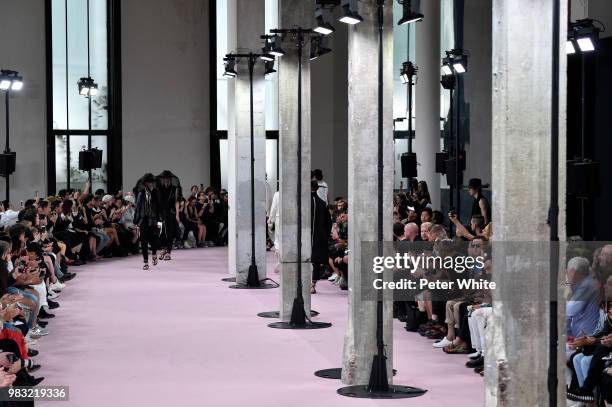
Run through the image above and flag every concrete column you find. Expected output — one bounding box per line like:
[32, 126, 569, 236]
[228, 0, 267, 283]
[415, 0, 441, 209]
[487, 0, 567, 404]
[277, 0, 313, 320]
[341, 0, 395, 385]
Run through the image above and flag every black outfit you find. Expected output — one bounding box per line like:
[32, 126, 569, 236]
[471, 193, 491, 225]
[311, 192, 331, 281]
[183, 205, 200, 243]
[134, 188, 161, 263]
[158, 185, 180, 253]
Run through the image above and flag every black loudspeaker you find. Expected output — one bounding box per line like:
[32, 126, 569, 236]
[90, 148, 103, 169]
[436, 152, 449, 174]
[0, 152, 16, 177]
[79, 150, 94, 171]
[400, 152, 417, 178]
[444, 159, 464, 187]
[567, 160, 600, 197]
[79, 148, 103, 171]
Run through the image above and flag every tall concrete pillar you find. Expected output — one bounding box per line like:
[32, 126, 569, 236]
[228, 0, 267, 283]
[487, 0, 567, 404]
[277, 0, 313, 320]
[415, 0, 441, 209]
[341, 0, 395, 385]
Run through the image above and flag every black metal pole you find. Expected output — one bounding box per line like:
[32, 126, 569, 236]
[246, 55, 261, 287]
[87, 0, 92, 184]
[579, 52, 586, 238]
[65, 0, 70, 191]
[449, 87, 454, 237]
[407, 78, 413, 154]
[455, 74, 461, 221]
[548, 0, 560, 405]
[267, 29, 330, 329]
[4, 91, 9, 202]
[369, 0, 389, 392]
[289, 32, 307, 325]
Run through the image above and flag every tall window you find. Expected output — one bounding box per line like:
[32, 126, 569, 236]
[47, 0, 120, 194]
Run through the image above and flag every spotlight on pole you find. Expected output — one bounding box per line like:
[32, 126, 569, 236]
[314, 6, 336, 36]
[0, 70, 24, 92]
[223, 57, 237, 78]
[567, 19, 602, 54]
[399, 61, 417, 85]
[397, 0, 424, 26]
[77, 76, 98, 97]
[441, 49, 468, 77]
[310, 35, 332, 61]
[269, 35, 286, 57]
[264, 60, 277, 75]
[338, 0, 363, 25]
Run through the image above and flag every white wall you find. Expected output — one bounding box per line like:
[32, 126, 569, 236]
[121, 0, 210, 190]
[0, 0, 47, 204]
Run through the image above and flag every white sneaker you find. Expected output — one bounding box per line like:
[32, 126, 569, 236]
[433, 337, 453, 348]
[467, 351, 481, 359]
[47, 291, 60, 299]
[328, 274, 338, 282]
[49, 282, 65, 291]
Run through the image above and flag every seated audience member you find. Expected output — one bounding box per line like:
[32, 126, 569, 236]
[566, 257, 601, 340]
[403, 223, 420, 242]
[421, 222, 432, 241]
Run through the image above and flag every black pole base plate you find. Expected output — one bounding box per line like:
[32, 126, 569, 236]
[257, 310, 319, 318]
[229, 282, 277, 290]
[221, 277, 236, 282]
[268, 321, 332, 330]
[337, 385, 427, 399]
[315, 368, 397, 380]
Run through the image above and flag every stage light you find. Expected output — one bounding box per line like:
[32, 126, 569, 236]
[568, 19, 602, 55]
[77, 76, 98, 97]
[399, 61, 417, 84]
[0, 70, 24, 92]
[339, 0, 363, 25]
[453, 62, 466, 73]
[441, 49, 468, 76]
[310, 36, 332, 60]
[269, 35, 285, 57]
[314, 7, 335, 36]
[397, 0, 423, 26]
[441, 63, 453, 76]
[577, 37, 595, 52]
[223, 58, 237, 78]
[264, 60, 276, 75]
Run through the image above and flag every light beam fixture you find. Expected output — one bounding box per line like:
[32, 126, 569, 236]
[269, 35, 286, 57]
[223, 57, 237, 78]
[441, 49, 468, 76]
[338, 0, 363, 25]
[77, 77, 98, 97]
[314, 6, 336, 35]
[0, 70, 23, 91]
[567, 19, 603, 54]
[397, 0, 423, 26]
[310, 35, 332, 60]
[264, 60, 276, 75]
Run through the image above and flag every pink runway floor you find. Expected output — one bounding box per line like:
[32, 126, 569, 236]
[37, 248, 483, 407]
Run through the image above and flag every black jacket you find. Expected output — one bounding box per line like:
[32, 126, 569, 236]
[134, 188, 160, 227]
[311, 192, 331, 264]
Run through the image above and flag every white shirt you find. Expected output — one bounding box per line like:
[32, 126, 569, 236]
[316, 180, 329, 205]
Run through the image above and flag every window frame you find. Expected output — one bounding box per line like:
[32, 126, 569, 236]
[45, 0, 122, 195]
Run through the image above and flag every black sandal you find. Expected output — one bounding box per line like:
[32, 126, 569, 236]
[143, 263, 149, 270]
[152, 255, 158, 266]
